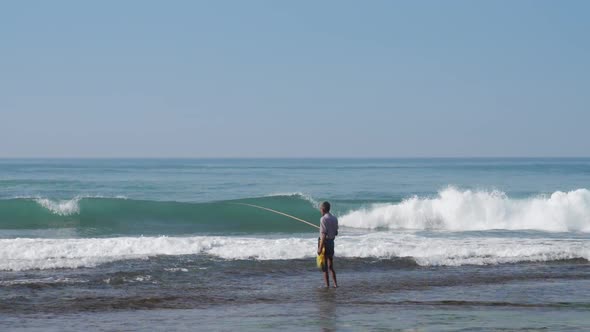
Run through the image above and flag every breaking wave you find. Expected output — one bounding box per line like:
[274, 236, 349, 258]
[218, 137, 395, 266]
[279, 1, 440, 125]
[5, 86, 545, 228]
[340, 188, 590, 232]
[0, 194, 320, 235]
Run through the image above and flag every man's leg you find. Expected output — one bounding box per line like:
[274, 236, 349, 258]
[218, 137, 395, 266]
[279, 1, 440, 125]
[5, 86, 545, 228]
[327, 256, 337, 288]
[323, 259, 330, 288]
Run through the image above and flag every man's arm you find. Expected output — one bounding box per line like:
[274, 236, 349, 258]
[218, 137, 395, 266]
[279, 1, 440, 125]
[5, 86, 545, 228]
[318, 232, 326, 255]
[318, 217, 326, 254]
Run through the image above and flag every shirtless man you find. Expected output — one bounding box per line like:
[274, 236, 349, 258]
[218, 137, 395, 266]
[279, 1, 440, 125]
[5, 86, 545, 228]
[317, 201, 338, 288]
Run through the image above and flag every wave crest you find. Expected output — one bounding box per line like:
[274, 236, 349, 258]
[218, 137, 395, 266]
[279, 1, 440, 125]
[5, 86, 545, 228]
[264, 192, 319, 207]
[34, 198, 81, 216]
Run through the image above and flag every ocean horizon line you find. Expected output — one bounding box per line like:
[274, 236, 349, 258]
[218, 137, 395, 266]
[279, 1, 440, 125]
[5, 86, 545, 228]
[1, 156, 590, 160]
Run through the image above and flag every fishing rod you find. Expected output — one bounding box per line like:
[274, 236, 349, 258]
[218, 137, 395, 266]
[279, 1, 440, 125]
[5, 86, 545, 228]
[233, 202, 320, 230]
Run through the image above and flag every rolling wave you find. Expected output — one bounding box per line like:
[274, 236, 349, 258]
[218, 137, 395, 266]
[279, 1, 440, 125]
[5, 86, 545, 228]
[0, 194, 320, 235]
[1, 188, 590, 235]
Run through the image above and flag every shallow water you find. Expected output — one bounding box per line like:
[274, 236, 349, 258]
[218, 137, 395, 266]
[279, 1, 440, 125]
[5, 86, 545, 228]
[2, 259, 589, 330]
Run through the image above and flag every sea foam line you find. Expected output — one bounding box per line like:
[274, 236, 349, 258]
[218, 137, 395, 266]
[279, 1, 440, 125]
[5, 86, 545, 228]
[1, 233, 588, 271]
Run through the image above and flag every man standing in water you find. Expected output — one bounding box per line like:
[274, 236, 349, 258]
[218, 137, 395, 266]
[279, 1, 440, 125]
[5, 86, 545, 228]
[318, 201, 338, 288]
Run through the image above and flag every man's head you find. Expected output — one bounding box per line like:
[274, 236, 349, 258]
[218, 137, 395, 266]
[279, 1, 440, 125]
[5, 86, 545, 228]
[320, 201, 331, 215]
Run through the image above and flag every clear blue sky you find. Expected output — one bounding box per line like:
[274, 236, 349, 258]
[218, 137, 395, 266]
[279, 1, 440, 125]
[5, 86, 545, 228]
[1, 1, 588, 158]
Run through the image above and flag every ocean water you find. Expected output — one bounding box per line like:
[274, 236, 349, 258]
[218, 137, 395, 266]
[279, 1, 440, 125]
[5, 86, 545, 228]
[0, 158, 589, 331]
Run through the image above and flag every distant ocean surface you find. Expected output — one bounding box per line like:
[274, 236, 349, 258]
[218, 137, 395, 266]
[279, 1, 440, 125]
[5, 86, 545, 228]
[1, 158, 589, 331]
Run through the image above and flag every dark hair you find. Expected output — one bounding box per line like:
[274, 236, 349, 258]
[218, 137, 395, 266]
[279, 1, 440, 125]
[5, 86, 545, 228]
[320, 201, 331, 212]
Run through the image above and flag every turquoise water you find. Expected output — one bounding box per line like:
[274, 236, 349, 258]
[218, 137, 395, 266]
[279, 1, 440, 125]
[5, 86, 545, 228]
[1, 158, 589, 202]
[1, 158, 589, 330]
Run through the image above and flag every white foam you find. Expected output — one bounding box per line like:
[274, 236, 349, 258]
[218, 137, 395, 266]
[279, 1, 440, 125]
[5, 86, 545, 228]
[265, 192, 319, 207]
[0, 236, 213, 271]
[1, 233, 588, 271]
[340, 188, 590, 232]
[164, 268, 189, 272]
[0, 277, 89, 286]
[32, 195, 129, 216]
[341, 233, 590, 267]
[35, 198, 81, 216]
[103, 274, 155, 284]
[132, 275, 152, 282]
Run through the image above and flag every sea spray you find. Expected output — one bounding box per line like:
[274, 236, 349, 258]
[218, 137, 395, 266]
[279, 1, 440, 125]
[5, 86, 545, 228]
[35, 197, 81, 216]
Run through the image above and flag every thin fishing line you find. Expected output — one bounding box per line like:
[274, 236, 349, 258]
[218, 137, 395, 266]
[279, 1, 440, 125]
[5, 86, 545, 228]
[233, 202, 320, 230]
